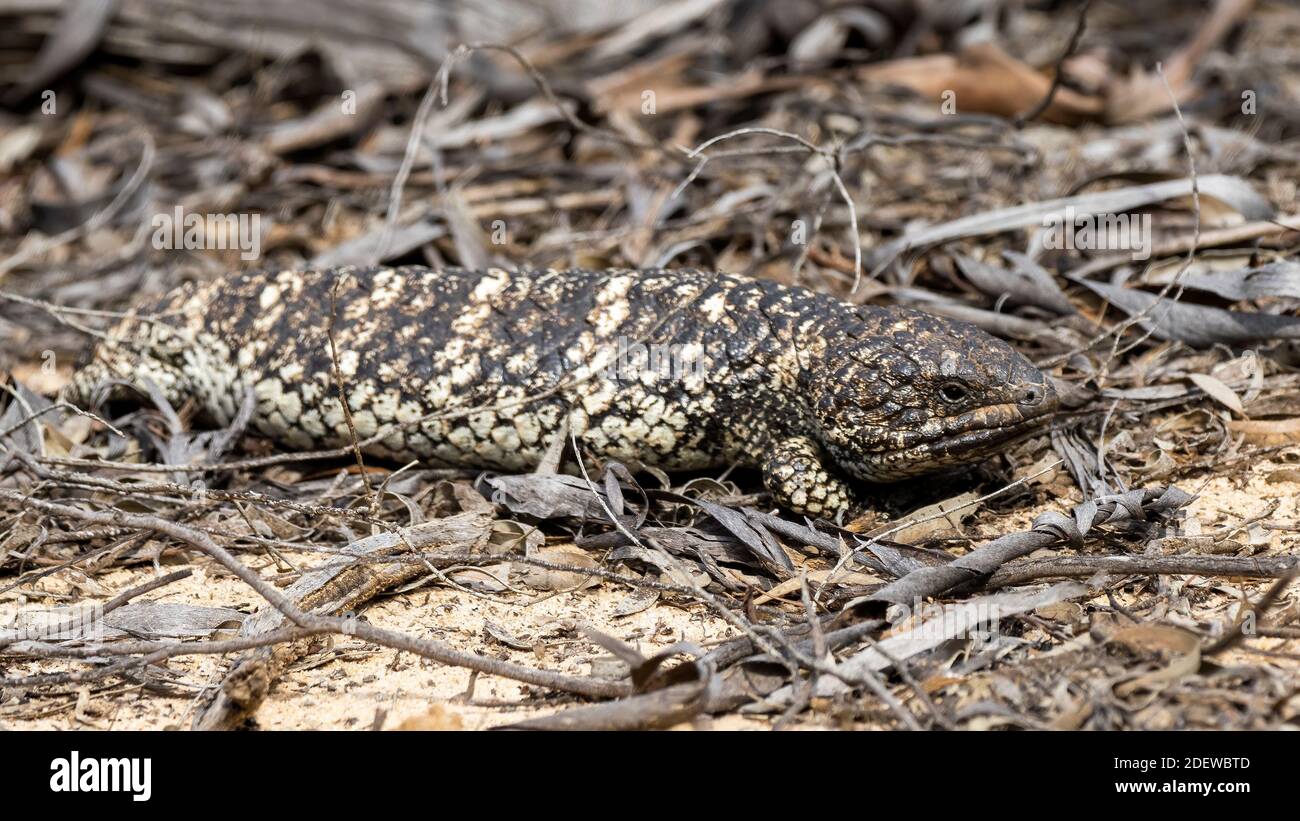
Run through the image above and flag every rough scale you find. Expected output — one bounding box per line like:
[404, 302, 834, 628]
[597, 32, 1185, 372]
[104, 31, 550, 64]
[66, 266, 1059, 518]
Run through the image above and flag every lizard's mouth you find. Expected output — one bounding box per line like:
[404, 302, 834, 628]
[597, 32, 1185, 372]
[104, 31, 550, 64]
[923, 406, 1053, 463]
[837, 396, 1058, 482]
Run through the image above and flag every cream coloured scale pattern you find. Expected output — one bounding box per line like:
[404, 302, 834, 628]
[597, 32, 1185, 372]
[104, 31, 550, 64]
[66, 266, 1058, 518]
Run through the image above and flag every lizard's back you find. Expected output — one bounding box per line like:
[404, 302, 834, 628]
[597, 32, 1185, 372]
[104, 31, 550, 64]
[73, 266, 838, 471]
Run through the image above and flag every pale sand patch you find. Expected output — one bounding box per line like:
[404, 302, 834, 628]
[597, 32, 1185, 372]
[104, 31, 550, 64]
[3, 461, 1296, 730]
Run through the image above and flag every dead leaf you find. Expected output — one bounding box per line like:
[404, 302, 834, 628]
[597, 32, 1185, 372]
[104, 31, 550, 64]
[1265, 468, 1300, 484]
[1109, 623, 1202, 696]
[1082, 280, 1300, 347]
[864, 491, 981, 544]
[5, 0, 117, 104]
[876, 174, 1272, 273]
[858, 42, 1104, 125]
[1187, 373, 1244, 415]
[516, 547, 601, 592]
[1106, 0, 1256, 124]
[1227, 417, 1300, 445]
[752, 568, 882, 606]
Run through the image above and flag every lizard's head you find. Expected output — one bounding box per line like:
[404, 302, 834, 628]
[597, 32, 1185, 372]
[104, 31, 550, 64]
[807, 308, 1058, 482]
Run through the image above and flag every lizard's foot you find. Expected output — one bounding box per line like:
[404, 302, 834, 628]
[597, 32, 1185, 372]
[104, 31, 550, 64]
[761, 435, 857, 519]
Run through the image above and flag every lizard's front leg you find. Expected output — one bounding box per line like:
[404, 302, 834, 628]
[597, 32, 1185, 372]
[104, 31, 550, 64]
[761, 435, 857, 520]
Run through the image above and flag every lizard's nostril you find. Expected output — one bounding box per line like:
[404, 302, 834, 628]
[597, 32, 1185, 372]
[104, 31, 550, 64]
[1018, 385, 1045, 406]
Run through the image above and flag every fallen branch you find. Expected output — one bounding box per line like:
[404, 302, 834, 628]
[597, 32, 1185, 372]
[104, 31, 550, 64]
[988, 553, 1300, 588]
[191, 509, 495, 730]
[0, 492, 633, 712]
[855, 486, 1194, 608]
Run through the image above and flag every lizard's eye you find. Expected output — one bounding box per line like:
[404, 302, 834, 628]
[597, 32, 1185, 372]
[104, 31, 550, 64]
[939, 381, 968, 403]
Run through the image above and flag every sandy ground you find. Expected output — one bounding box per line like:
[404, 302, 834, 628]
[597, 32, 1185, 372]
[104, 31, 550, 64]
[2, 456, 1296, 731]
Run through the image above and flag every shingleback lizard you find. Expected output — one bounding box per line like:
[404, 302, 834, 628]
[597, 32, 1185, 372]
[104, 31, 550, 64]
[65, 266, 1059, 518]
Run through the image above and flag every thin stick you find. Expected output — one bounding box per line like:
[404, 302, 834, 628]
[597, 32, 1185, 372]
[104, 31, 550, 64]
[325, 273, 377, 515]
[1014, 0, 1093, 127]
[0, 491, 627, 698]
